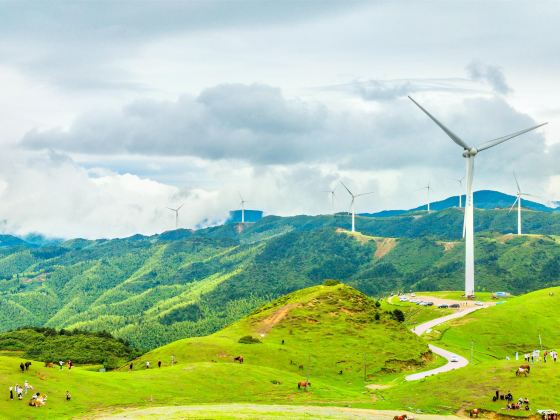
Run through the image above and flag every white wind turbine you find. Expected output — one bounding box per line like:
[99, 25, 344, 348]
[239, 193, 247, 224]
[409, 96, 547, 297]
[322, 187, 337, 212]
[509, 172, 540, 236]
[340, 182, 374, 233]
[167, 204, 184, 229]
[419, 182, 432, 212]
[456, 177, 465, 208]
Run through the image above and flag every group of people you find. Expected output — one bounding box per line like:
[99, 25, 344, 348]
[494, 390, 530, 411]
[59, 359, 73, 369]
[9, 380, 33, 400]
[523, 350, 558, 363]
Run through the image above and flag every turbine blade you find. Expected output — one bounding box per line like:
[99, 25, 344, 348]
[513, 172, 521, 193]
[177, 204, 184, 211]
[355, 191, 375, 198]
[477, 122, 548, 152]
[408, 96, 471, 149]
[167, 207, 175, 211]
[508, 197, 519, 214]
[340, 181, 354, 197]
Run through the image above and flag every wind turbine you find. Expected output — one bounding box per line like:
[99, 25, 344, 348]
[509, 172, 540, 235]
[409, 96, 547, 297]
[419, 182, 432, 212]
[239, 193, 247, 224]
[456, 177, 465, 208]
[340, 182, 374, 233]
[167, 204, 184, 229]
[322, 188, 337, 211]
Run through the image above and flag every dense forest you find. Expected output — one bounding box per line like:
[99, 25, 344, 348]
[0, 206, 559, 350]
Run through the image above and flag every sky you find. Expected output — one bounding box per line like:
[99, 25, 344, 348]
[0, 0, 559, 239]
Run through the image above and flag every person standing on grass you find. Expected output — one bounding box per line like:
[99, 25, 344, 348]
[66, 390, 71, 401]
[9, 386, 13, 400]
[145, 361, 150, 369]
[129, 362, 133, 371]
[59, 360, 64, 370]
[24, 380, 29, 394]
[158, 360, 161, 368]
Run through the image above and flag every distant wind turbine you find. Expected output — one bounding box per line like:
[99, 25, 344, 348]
[322, 188, 337, 211]
[456, 177, 465, 208]
[239, 193, 247, 224]
[418, 183, 432, 212]
[409, 95, 547, 297]
[167, 204, 184, 229]
[340, 182, 374, 233]
[509, 172, 540, 235]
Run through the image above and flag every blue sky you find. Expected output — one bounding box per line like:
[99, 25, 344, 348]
[0, 1, 558, 238]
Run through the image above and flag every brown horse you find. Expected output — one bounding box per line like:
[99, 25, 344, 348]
[519, 364, 530, 373]
[470, 408, 481, 418]
[233, 356, 244, 364]
[516, 367, 529, 376]
[297, 380, 311, 390]
[393, 416, 408, 420]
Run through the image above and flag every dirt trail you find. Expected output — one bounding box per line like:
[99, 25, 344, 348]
[374, 237, 397, 259]
[91, 403, 461, 419]
[257, 304, 297, 335]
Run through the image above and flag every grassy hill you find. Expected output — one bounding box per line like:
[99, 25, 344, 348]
[0, 284, 437, 419]
[374, 288, 560, 416]
[0, 210, 559, 351]
[0, 327, 139, 367]
[135, 283, 434, 383]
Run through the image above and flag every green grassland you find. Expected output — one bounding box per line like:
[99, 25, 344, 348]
[0, 284, 439, 419]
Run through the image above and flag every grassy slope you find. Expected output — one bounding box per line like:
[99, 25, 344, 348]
[0, 284, 439, 419]
[376, 287, 560, 416]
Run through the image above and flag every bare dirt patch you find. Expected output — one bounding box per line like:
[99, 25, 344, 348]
[257, 303, 298, 335]
[374, 237, 397, 259]
[438, 241, 459, 252]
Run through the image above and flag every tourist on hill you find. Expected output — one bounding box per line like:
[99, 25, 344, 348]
[66, 390, 71, 401]
[9, 386, 13, 400]
[544, 350, 548, 363]
[59, 360, 64, 370]
[145, 361, 150, 369]
[552, 350, 558, 362]
[16, 384, 23, 400]
[24, 380, 30, 394]
[129, 362, 133, 371]
[68, 360, 73, 370]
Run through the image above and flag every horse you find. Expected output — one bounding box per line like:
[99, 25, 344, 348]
[470, 408, 481, 418]
[297, 380, 311, 390]
[25, 361, 32, 371]
[393, 415, 411, 420]
[298, 364, 304, 371]
[519, 364, 530, 373]
[233, 356, 244, 364]
[516, 367, 529, 376]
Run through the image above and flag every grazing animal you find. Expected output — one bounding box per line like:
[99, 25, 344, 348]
[519, 364, 530, 373]
[470, 408, 481, 418]
[393, 415, 410, 420]
[25, 361, 32, 371]
[298, 364, 304, 371]
[233, 356, 244, 364]
[297, 380, 311, 390]
[516, 367, 529, 376]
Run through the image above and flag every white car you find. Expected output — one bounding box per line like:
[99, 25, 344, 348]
[474, 301, 484, 306]
[450, 356, 459, 363]
[399, 297, 408, 302]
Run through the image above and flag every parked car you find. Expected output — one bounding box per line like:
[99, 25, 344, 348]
[450, 303, 460, 308]
[474, 301, 484, 306]
[418, 301, 428, 306]
[438, 304, 449, 308]
[426, 301, 434, 306]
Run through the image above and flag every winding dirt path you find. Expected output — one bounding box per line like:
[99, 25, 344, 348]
[406, 305, 484, 381]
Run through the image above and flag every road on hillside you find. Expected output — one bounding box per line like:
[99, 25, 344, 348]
[406, 304, 484, 381]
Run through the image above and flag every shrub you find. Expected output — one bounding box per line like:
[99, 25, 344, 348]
[374, 313, 380, 321]
[323, 279, 341, 286]
[392, 309, 405, 323]
[238, 335, 261, 344]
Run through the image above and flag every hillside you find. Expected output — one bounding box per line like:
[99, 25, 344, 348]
[136, 284, 433, 382]
[0, 208, 559, 350]
[0, 284, 438, 419]
[0, 327, 139, 367]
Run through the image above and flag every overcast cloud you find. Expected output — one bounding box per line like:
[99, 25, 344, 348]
[0, 1, 559, 238]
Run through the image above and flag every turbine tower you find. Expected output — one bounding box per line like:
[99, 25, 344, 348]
[409, 96, 546, 297]
[456, 177, 464, 208]
[239, 193, 247, 224]
[340, 182, 374, 233]
[323, 188, 337, 212]
[420, 183, 432, 212]
[167, 204, 184, 229]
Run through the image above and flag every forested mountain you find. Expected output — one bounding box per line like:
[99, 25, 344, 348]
[0, 206, 559, 350]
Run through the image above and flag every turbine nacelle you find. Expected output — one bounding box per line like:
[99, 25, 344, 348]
[462, 148, 478, 158]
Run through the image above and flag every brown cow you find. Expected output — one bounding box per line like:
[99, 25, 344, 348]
[470, 408, 481, 418]
[519, 364, 530, 373]
[516, 367, 529, 376]
[233, 356, 244, 364]
[297, 380, 311, 390]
